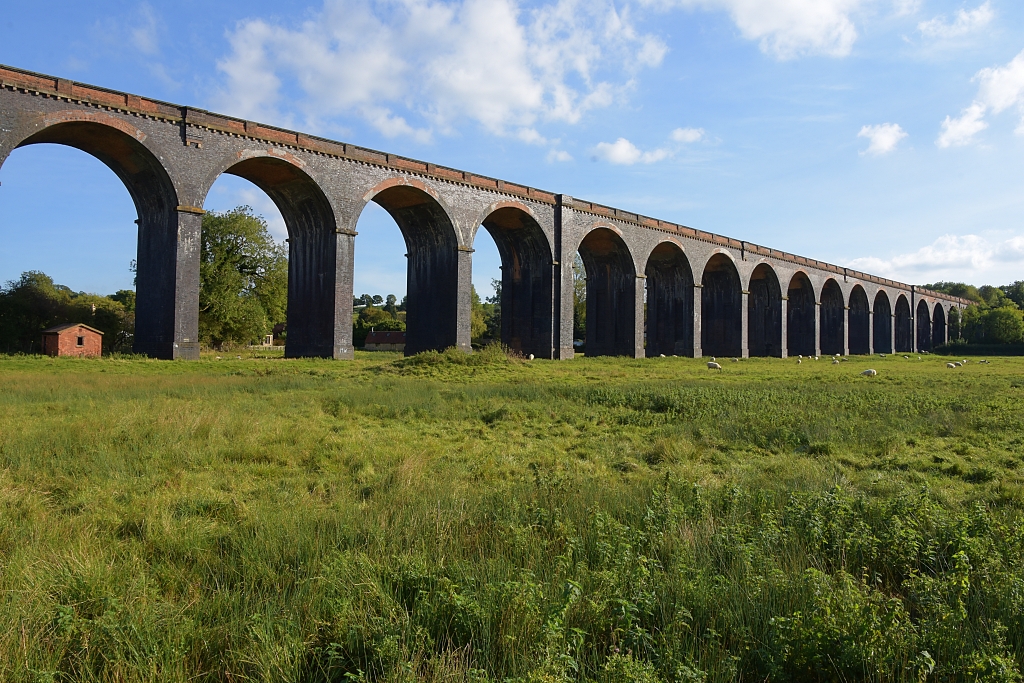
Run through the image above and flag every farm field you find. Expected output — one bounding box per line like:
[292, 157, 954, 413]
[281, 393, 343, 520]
[1, 349, 1023, 682]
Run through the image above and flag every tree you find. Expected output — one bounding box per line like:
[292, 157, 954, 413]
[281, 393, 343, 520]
[0, 271, 133, 353]
[199, 207, 287, 348]
[385, 294, 398, 317]
[573, 252, 587, 340]
[470, 285, 488, 342]
[998, 281, 1024, 310]
[925, 282, 983, 304]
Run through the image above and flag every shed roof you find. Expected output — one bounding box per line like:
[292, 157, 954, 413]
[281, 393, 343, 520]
[365, 330, 406, 344]
[41, 323, 105, 335]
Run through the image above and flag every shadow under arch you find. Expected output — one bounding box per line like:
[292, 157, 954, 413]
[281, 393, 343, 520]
[787, 272, 816, 357]
[645, 242, 693, 357]
[701, 253, 742, 357]
[477, 206, 554, 357]
[932, 303, 947, 347]
[578, 227, 636, 356]
[747, 262, 782, 357]
[848, 285, 870, 355]
[365, 184, 462, 355]
[895, 295, 912, 352]
[212, 156, 341, 358]
[12, 120, 181, 358]
[916, 299, 932, 352]
[820, 278, 845, 356]
[874, 291, 892, 353]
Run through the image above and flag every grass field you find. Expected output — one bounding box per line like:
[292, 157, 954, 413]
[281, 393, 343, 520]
[2, 348, 1023, 682]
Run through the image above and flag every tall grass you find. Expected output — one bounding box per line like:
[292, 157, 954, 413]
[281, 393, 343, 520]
[0, 352, 1023, 681]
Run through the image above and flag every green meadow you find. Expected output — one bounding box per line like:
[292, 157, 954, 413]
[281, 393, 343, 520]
[2, 349, 1023, 682]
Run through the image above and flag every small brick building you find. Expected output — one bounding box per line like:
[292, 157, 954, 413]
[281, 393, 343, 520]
[363, 330, 406, 352]
[41, 323, 103, 357]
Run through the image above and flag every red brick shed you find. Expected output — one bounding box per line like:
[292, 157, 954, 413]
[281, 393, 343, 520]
[364, 330, 406, 351]
[41, 323, 104, 357]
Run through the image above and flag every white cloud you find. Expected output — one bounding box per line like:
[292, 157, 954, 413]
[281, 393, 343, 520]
[215, 0, 666, 140]
[641, 0, 866, 59]
[593, 137, 670, 164]
[671, 126, 705, 142]
[857, 123, 907, 155]
[130, 3, 160, 55]
[936, 50, 1024, 147]
[546, 149, 573, 162]
[918, 2, 993, 39]
[892, 0, 921, 17]
[847, 233, 1024, 282]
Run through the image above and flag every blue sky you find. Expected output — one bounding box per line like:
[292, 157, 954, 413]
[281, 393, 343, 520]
[2, 0, 1023, 299]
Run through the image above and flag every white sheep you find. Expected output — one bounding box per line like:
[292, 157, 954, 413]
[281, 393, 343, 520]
[796, 359, 802, 364]
[528, 354, 535, 360]
[707, 361, 722, 370]
[946, 362, 956, 368]
[659, 354, 666, 358]
[710, 356, 716, 362]
[832, 359, 840, 365]
[731, 358, 739, 362]
[814, 356, 820, 361]
[954, 361, 963, 367]
[861, 369, 878, 376]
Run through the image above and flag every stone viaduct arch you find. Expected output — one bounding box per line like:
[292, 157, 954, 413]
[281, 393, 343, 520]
[644, 240, 693, 357]
[0, 65, 969, 360]
[747, 262, 782, 357]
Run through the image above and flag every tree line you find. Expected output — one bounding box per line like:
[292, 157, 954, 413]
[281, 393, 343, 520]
[0, 206, 504, 353]
[926, 281, 1024, 345]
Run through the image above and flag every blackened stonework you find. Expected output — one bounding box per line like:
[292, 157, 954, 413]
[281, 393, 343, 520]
[0, 64, 969, 360]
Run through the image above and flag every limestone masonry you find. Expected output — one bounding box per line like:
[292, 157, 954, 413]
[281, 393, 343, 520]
[0, 64, 970, 360]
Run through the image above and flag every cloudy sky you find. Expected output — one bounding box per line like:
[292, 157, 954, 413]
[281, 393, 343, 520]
[1, 0, 1023, 298]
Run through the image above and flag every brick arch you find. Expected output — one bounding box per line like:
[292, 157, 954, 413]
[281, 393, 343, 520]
[820, 278, 845, 356]
[200, 153, 342, 358]
[474, 202, 555, 357]
[748, 262, 782, 357]
[848, 285, 870, 354]
[932, 302, 947, 347]
[578, 226, 637, 356]
[895, 294, 912, 352]
[8, 111, 182, 358]
[645, 240, 694, 357]
[702, 253, 743, 357]
[873, 290, 893, 354]
[357, 178, 465, 355]
[787, 271, 817, 356]
[916, 298, 932, 351]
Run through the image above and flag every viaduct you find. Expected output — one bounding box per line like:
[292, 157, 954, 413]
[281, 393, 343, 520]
[0, 64, 970, 361]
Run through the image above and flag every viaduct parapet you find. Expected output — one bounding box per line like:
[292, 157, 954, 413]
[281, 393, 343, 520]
[0, 64, 970, 360]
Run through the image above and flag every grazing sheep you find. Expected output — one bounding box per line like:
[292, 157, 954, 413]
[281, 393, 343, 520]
[731, 358, 739, 362]
[528, 354, 535, 360]
[861, 369, 878, 376]
[832, 359, 840, 365]
[879, 354, 886, 358]
[796, 359, 802, 364]
[710, 356, 716, 362]
[814, 356, 820, 361]
[947, 362, 956, 368]
[707, 361, 722, 370]
[954, 361, 963, 367]
[798, 354, 803, 359]
[659, 354, 666, 358]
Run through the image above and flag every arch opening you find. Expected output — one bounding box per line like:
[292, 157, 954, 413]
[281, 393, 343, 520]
[578, 228, 636, 356]
[932, 303, 947, 347]
[216, 157, 339, 358]
[848, 286, 870, 355]
[787, 272, 816, 357]
[820, 279, 845, 356]
[477, 207, 553, 357]
[367, 185, 461, 355]
[916, 299, 932, 352]
[873, 291, 892, 354]
[645, 243, 694, 357]
[13, 121, 180, 357]
[895, 295, 912, 352]
[747, 263, 782, 357]
[701, 254, 742, 357]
